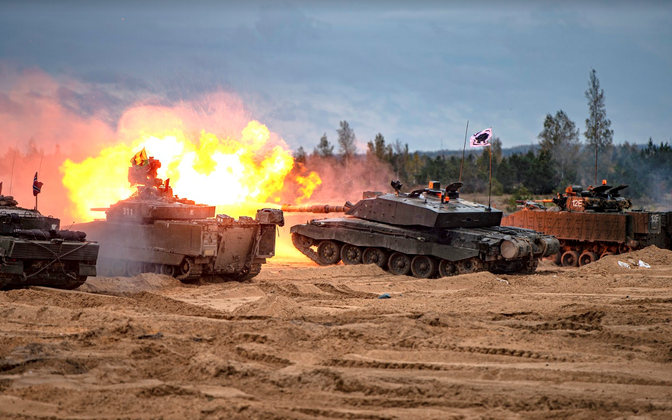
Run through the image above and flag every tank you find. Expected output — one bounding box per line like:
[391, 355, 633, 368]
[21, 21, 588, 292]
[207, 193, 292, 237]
[285, 180, 559, 278]
[79, 156, 284, 281]
[502, 182, 672, 266]
[0, 194, 99, 290]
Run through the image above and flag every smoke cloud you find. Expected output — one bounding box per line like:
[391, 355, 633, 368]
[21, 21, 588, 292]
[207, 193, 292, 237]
[0, 64, 294, 222]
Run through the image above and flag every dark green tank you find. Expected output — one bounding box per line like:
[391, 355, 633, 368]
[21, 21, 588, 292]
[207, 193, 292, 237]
[0, 195, 99, 290]
[285, 181, 559, 278]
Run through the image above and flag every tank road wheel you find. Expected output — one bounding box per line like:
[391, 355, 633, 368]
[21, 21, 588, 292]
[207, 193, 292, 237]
[411, 255, 437, 279]
[553, 252, 562, 266]
[127, 261, 144, 277]
[388, 252, 411, 276]
[110, 260, 128, 277]
[145, 263, 161, 274]
[316, 241, 342, 265]
[618, 243, 631, 254]
[579, 252, 598, 267]
[160, 264, 176, 277]
[561, 251, 580, 267]
[438, 259, 458, 277]
[340, 244, 363, 265]
[458, 258, 479, 274]
[601, 251, 615, 259]
[362, 248, 389, 269]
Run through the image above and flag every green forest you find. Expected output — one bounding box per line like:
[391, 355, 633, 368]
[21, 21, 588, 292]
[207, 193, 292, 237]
[293, 70, 672, 202]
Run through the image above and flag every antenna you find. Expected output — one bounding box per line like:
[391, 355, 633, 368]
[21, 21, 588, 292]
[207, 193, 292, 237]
[459, 121, 469, 182]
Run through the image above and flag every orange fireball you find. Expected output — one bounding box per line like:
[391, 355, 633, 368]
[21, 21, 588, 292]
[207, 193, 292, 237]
[61, 121, 320, 222]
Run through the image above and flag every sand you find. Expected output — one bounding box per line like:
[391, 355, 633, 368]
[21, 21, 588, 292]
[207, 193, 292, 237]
[1, 247, 672, 419]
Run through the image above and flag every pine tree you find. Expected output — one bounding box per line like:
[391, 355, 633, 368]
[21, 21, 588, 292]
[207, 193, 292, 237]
[336, 121, 357, 162]
[366, 133, 390, 161]
[538, 110, 581, 183]
[293, 146, 307, 165]
[584, 69, 614, 150]
[314, 133, 334, 158]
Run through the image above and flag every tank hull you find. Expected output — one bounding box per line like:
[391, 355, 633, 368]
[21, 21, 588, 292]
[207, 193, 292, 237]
[78, 210, 280, 281]
[1, 201, 99, 290]
[290, 216, 559, 277]
[502, 209, 672, 266]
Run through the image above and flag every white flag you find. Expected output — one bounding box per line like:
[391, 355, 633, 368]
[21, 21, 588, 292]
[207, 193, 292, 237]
[469, 128, 492, 148]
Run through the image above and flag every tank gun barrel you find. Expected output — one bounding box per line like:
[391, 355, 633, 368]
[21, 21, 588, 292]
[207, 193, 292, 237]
[515, 199, 553, 204]
[281, 204, 349, 213]
[90, 207, 110, 212]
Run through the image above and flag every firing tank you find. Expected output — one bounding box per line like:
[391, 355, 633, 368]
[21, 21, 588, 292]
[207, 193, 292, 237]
[0, 194, 99, 290]
[79, 155, 284, 281]
[285, 181, 559, 278]
[502, 182, 672, 266]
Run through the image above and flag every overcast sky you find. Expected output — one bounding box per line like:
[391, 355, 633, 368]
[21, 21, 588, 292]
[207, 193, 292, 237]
[1, 0, 670, 153]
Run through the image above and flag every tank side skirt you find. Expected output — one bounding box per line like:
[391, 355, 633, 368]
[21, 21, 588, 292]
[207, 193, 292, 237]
[504, 211, 628, 243]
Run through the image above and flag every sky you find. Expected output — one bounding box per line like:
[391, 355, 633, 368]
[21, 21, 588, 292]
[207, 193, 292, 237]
[1, 0, 670, 154]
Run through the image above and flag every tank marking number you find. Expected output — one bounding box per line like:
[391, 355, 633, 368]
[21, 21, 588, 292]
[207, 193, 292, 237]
[570, 198, 585, 210]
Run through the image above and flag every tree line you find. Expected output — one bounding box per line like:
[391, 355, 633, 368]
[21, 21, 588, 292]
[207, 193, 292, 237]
[294, 70, 671, 201]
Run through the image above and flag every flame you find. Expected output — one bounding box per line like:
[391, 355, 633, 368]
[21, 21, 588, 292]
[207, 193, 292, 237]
[295, 172, 322, 204]
[61, 121, 319, 222]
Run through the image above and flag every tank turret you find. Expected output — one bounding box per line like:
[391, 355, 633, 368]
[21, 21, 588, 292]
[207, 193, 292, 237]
[0, 195, 99, 290]
[80, 153, 283, 281]
[546, 183, 632, 213]
[288, 180, 559, 278]
[99, 155, 216, 223]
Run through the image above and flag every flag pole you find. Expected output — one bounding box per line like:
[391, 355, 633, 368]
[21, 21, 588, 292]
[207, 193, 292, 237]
[34, 151, 44, 212]
[9, 139, 19, 195]
[488, 143, 492, 211]
[459, 120, 469, 182]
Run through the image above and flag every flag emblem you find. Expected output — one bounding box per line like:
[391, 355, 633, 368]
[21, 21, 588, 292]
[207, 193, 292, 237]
[131, 147, 149, 166]
[469, 128, 492, 148]
[33, 172, 43, 196]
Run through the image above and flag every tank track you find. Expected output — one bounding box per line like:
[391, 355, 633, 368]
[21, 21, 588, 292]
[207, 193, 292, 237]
[177, 258, 203, 282]
[555, 239, 636, 267]
[97, 258, 258, 283]
[0, 273, 87, 290]
[292, 233, 329, 266]
[229, 263, 262, 281]
[291, 233, 538, 278]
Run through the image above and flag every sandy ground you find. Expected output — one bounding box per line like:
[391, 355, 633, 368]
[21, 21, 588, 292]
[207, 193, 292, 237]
[1, 247, 672, 419]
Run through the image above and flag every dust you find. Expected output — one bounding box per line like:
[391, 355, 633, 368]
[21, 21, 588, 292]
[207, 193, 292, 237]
[79, 273, 185, 294]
